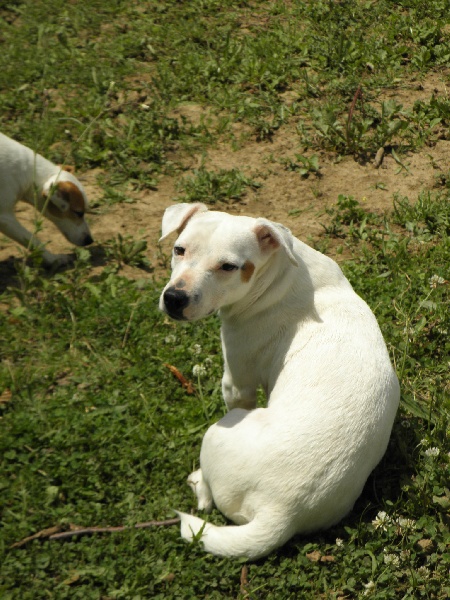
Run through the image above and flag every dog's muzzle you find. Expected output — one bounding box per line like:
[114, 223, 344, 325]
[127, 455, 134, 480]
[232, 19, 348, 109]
[81, 234, 94, 246]
[163, 287, 189, 320]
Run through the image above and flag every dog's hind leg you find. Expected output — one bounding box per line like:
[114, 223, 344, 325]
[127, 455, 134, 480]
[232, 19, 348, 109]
[187, 469, 213, 512]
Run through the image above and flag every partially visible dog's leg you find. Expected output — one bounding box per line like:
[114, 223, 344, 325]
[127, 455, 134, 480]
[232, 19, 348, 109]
[0, 212, 69, 267]
[187, 469, 213, 512]
[222, 368, 257, 411]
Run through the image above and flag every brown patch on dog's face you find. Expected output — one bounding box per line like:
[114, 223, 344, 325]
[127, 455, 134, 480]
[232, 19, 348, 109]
[46, 181, 87, 221]
[58, 181, 86, 213]
[241, 260, 255, 282]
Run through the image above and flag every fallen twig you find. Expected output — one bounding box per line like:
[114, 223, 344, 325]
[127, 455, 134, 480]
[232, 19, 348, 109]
[164, 363, 196, 394]
[10, 525, 62, 549]
[240, 564, 249, 598]
[11, 518, 180, 548]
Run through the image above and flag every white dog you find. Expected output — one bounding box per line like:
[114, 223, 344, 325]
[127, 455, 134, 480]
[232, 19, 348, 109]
[0, 132, 93, 266]
[159, 202, 399, 560]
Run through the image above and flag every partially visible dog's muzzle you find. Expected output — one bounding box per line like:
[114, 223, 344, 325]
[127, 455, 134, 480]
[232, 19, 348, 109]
[81, 233, 94, 246]
[163, 287, 189, 320]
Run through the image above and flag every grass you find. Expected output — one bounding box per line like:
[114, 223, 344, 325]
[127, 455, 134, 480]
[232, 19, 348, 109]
[0, 0, 449, 598]
[176, 167, 261, 204]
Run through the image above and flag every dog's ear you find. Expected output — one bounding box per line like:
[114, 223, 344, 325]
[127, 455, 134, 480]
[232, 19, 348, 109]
[46, 181, 84, 213]
[58, 164, 76, 174]
[43, 182, 70, 213]
[254, 219, 298, 266]
[160, 203, 208, 241]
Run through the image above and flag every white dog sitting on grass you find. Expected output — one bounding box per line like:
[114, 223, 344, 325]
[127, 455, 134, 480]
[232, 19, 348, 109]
[159, 202, 400, 560]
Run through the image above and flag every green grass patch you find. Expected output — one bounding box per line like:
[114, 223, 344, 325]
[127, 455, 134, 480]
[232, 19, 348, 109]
[1, 198, 449, 599]
[176, 167, 261, 204]
[0, 0, 449, 598]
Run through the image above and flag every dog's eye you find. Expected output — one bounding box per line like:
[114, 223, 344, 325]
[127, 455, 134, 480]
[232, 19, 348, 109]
[174, 246, 185, 256]
[221, 263, 238, 272]
[73, 210, 84, 218]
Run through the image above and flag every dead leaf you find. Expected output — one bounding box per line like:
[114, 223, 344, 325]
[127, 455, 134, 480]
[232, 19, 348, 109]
[0, 389, 12, 404]
[164, 363, 196, 394]
[62, 573, 80, 586]
[417, 538, 434, 553]
[306, 550, 322, 562]
[320, 555, 336, 562]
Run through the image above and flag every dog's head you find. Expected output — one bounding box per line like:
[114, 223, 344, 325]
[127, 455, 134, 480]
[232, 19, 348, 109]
[159, 203, 298, 321]
[42, 171, 93, 247]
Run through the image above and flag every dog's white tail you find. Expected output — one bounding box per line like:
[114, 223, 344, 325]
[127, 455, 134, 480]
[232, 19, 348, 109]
[177, 511, 292, 560]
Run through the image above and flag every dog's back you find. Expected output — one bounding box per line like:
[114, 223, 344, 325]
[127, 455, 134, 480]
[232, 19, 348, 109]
[0, 132, 61, 205]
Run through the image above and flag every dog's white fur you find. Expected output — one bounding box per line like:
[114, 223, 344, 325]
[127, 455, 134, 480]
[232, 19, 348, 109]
[0, 132, 93, 266]
[159, 202, 400, 560]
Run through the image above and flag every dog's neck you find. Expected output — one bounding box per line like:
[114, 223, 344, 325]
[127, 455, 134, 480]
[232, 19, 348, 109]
[220, 250, 311, 323]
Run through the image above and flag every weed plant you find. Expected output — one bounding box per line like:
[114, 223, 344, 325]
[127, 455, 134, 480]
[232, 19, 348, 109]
[177, 167, 261, 204]
[0, 1, 449, 599]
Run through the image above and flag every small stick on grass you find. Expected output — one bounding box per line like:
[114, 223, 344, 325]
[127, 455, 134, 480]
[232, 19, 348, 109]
[164, 363, 196, 394]
[11, 518, 180, 548]
[240, 564, 249, 598]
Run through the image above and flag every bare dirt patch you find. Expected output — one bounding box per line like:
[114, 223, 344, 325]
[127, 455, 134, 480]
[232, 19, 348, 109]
[2, 76, 450, 286]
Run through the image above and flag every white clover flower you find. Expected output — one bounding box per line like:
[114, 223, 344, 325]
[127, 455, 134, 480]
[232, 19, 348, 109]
[372, 511, 391, 531]
[383, 552, 400, 568]
[424, 447, 440, 458]
[429, 274, 446, 288]
[417, 566, 430, 579]
[164, 334, 176, 344]
[400, 549, 411, 562]
[191, 344, 202, 355]
[204, 357, 213, 367]
[192, 364, 206, 378]
[403, 325, 415, 341]
[397, 517, 416, 531]
[363, 580, 375, 596]
[335, 538, 344, 547]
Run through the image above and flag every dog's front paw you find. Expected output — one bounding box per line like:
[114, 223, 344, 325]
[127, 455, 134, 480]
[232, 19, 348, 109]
[187, 469, 213, 512]
[43, 253, 74, 270]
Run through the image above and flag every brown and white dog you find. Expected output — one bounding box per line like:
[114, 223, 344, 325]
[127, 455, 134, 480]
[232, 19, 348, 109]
[0, 132, 93, 266]
[160, 203, 400, 560]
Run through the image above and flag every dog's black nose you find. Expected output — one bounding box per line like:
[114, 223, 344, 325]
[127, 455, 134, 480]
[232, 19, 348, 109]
[82, 234, 94, 246]
[164, 287, 189, 320]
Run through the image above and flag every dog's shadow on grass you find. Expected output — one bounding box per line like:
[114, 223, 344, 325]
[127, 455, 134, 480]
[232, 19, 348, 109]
[89, 244, 154, 273]
[0, 257, 20, 294]
[0, 244, 154, 295]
